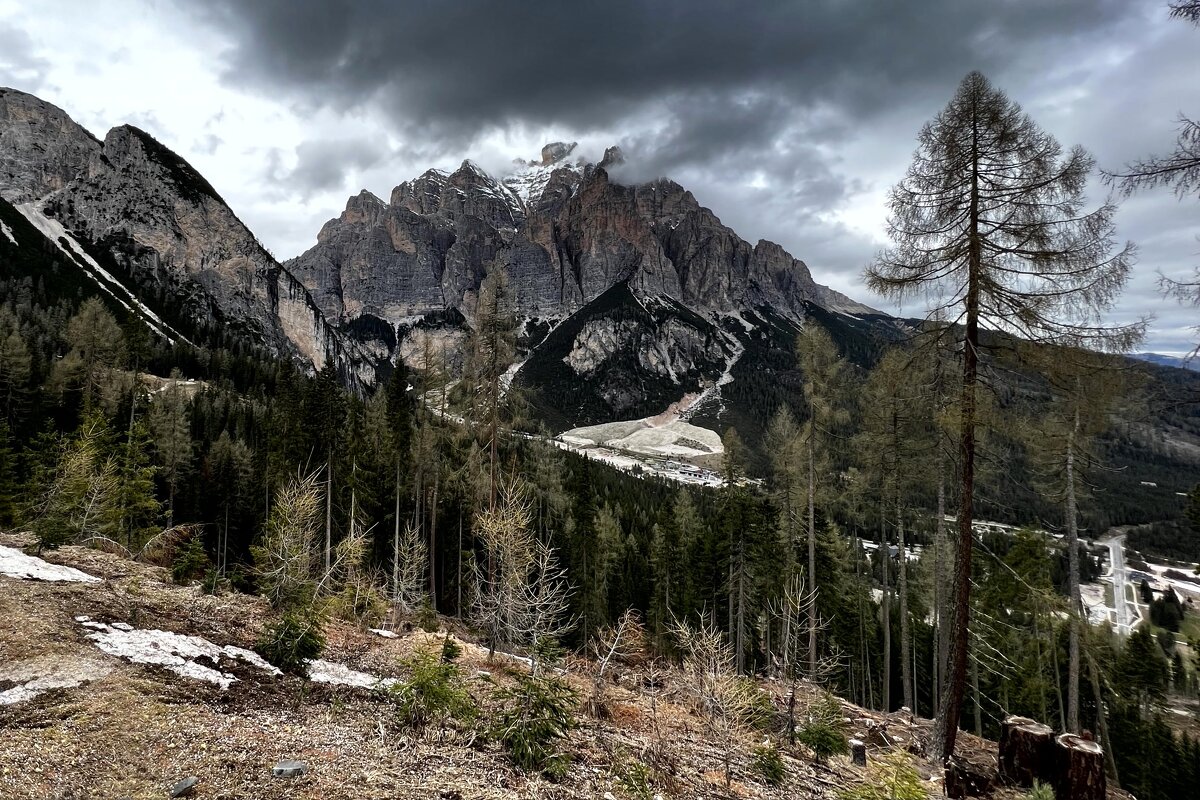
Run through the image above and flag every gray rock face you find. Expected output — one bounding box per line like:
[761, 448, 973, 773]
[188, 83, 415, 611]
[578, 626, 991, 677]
[288, 145, 843, 337]
[0, 88, 369, 381]
[0, 89, 101, 204]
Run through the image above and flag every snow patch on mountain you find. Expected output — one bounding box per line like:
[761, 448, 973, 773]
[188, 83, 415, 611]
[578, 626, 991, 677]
[0, 219, 15, 245]
[14, 203, 191, 345]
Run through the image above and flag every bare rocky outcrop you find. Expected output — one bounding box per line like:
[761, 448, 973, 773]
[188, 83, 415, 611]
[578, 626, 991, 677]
[0, 87, 370, 382]
[287, 145, 855, 331]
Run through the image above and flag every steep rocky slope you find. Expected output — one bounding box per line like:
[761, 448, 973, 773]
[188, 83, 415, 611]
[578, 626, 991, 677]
[288, 141, 886, 425]
[0, 87, 368, 381]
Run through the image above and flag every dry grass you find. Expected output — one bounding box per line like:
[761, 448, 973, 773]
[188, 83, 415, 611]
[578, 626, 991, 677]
[0, 531, 1133, 800]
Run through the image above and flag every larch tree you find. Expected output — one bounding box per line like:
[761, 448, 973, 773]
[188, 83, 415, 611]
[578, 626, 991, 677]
[795, 323, 847, 678]
[303, 361, 346, 576]
[866, 71, 1141, 760]
[859, 347, 929, 713]
[149, 370, 192, 527]
[465, 267, 518, 510]
[1020, 346, 1133, 734]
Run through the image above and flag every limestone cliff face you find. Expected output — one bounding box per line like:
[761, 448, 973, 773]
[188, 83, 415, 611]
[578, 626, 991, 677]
[0, 88, 368, 381]
[287, 143, 848, 331]
[0, 89, 101, 204]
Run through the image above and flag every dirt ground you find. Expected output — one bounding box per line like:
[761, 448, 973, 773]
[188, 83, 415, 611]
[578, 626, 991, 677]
[0, 532, 1125, 800]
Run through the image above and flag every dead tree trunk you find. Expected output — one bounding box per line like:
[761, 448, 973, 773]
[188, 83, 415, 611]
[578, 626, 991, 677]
[998, 715, 1055, 788]
[1055, 734, 1105, 800]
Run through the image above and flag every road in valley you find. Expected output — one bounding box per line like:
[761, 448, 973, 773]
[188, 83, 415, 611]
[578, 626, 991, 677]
[1106, 534, 1138, 634]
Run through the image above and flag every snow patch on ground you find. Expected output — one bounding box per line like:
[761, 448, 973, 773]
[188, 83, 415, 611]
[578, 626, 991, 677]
[307, 659, 397, 690]
[0, 220, 16, 245]
[0, 546, 101, 583]
[0, 655, 112, 705]
[80, 620, 281, 690]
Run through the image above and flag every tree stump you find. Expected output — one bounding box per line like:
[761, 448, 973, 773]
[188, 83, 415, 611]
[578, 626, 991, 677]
[1054, 733, 1105, 800]
[849, 738, 866, 767]
[945, 755, 992, 798]
[998, 715, 1055, 787]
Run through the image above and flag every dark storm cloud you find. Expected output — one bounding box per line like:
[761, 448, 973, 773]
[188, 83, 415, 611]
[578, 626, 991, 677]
[182, 0, 1141, 155]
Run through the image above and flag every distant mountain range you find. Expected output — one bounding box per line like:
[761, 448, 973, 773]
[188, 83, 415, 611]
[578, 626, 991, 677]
[1130, 353, 1199, 372]
[2, 85, 1198, 475]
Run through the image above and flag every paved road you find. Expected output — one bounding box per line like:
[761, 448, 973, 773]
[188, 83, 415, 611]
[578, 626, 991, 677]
[1107, 534, 1137, 634]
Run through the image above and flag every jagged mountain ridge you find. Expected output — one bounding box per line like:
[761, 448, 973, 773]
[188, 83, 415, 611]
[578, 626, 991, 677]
[0, 87, 369, 382]
[287, 140, 883, 425]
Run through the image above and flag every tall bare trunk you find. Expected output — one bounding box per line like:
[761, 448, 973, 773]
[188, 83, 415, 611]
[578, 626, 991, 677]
[324, 451, 333, 576]
[808, 424, 818, 676]
[1066, 402, 1082, 733]
[931, 105, 980, 761]
[881, 511, 891, 712]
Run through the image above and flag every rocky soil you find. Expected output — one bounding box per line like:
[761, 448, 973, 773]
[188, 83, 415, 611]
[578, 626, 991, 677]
[0, 531, 1073, 800]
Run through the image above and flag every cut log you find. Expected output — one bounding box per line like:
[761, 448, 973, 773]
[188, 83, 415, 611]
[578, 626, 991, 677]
[1054, 733, 1105, 800]
[998, 715, 1055, 787]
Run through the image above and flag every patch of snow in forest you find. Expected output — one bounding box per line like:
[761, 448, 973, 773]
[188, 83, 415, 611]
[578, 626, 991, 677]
[306, 659, 397, 689]
[80, 620, 281, 690]
[0, 655, 113, 705]
[0, 546, 101, 583]
[0, 220, 16, 245]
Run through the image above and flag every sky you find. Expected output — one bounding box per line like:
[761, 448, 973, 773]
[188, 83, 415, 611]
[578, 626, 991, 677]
[1, 0, 1196, 353]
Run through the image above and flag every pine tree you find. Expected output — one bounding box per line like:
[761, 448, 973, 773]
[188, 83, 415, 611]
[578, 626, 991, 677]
[867, 71, 1142, 760]
[149, 370, 192, 526]
[52, 298, 127, 411]
[108, 420, 161, 550]
[0, 308, 32, 428]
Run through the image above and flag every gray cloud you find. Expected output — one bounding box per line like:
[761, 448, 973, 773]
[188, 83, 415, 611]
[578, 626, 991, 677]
[267, 136, 392, 198]
[0, 23, 50, 92]
[152, 1, 1200, 351]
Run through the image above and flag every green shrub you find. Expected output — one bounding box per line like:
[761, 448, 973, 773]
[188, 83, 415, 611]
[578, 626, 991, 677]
[387, 646, 477, 733]
[1026, 781, 1054, 800]
[752, 742, 787, 787]
[617, 760, 653, 799]
[171, 534, 210, 584]
[838, 750, 926, 800]
[490, 672, 579, 777]
[258, 611, 325, 676]
[797, 693, 850, 763]
[440, 636, 463, 663]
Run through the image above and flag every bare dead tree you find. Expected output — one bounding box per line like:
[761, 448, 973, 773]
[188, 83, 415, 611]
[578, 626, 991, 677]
[671, 614, 765, 787]
[392, 520, 429, 614]
[588, 609, 647, 717]
[471, 477, 574, 669]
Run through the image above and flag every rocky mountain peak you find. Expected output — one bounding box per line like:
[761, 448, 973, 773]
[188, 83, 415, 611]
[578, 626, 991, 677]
[0, 87, 102, 204]
[540, 141, 578, 165]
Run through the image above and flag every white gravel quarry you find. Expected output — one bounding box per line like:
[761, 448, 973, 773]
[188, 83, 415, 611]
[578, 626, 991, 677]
[0, 545, 101, 583]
